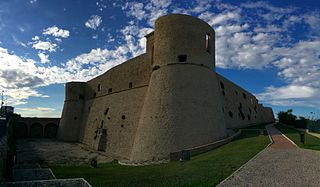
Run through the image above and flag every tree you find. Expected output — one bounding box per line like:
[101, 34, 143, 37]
[277, 109, 297, 124]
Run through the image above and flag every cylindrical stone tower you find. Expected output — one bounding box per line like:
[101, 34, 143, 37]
[129, 14, 227, 164]
[57, 82, 86, 141]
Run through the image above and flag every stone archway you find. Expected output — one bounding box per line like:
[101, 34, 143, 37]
[29, 122, 43, 138]
[14, 122, 28, 138]
[44, 123, 58, 138]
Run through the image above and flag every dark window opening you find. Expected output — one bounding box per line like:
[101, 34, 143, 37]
[88, 106, 91, 110]
[101, 120, 104, 125]
[239, 102, 242, 108]
[228, 111, 233, 118]
[205, 33, 211, 53]
[151, 46, 154, 64]
[255, 115, 257, 119]
[93, 92, 96, 97]
[108, 88, 112, 93]
[122, 115, 126, 120]
[74, 117, 77, 120]
[107, 117, 111, 120]
[104, 108, 109, 115]
[98, 84, 101, 91]
[242, 93, 247, 99]
[178, 55, 187, 62]
[235, 90, 238, 95]
[220, 81, 225, 89]
[79, 94, 84, 99]
[152, 65, 160, 71]
[222, 91, 225, 96]
[222, 108, 224, 113]
[247, 115, 251, 120]
[121, 124, 124, 128]
[254, 105, 257, 113]
[129, 82, 133, 88]
[249, 108, 252, 114]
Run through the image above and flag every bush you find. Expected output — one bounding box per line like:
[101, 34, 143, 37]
[308, 120, 320, 132]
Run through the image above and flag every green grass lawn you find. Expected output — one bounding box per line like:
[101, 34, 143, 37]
[51, 131, 269, 187]
[275, 123, 320, 151]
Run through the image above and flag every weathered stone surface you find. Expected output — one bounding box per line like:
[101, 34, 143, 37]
[58, 14, 275, 165]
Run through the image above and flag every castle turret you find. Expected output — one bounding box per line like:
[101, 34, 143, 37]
[57, 82, 86, 141]
[129, 14, 227, 164]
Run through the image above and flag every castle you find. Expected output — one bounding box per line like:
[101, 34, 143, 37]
[57, 14, 274, 164]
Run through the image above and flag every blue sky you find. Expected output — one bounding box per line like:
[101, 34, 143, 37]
[0, 0, 319, 119]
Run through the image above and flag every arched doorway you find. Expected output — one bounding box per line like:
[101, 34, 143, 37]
[14, 122, 28, 138]
[44, 123, 58, 138]
[29, 122, 43, 138]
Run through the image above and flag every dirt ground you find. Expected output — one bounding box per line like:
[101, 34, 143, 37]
[15, 139, 113, 166]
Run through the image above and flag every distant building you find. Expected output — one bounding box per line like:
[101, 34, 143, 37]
[57, 14, 275, 165]
[0, 106, 14, 118]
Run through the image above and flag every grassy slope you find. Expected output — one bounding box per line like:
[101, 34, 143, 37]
[52, 131, 269, 187]
[275, 123, 320, 151]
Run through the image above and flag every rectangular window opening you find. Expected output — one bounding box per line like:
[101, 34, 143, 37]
[205, 33, 211, 53]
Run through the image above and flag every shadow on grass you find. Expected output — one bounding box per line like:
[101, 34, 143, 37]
[51, 131, 270, 187]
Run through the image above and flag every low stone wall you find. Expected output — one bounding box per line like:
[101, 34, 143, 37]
[5, 178, 92, 187]
[170, 130, 242, 161]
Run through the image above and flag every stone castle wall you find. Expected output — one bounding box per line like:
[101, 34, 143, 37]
[58, 14, 275, 164]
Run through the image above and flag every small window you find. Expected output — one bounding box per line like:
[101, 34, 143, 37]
[178, 55, 187, 62]
[98, 84, 102, 91]
[74, 117, 77, 120]
[249, 108, 252, 114]
[104, 108, 109, 115]
[242, 93, 247, 99]
[205, 33, 211, 53]
[129, 82, 133, 88]
[220, 81, 225, 89]
[235, 90, 238, 95]
[122, 115, 126, 120]
[151, 46, 154, 64]
[101, 120, 104, 125]
[108, 88, 112, 93]
[93, 92, 96, 97]
[228, 111, 233, 118]
[79, 94, 84, 99]
[247, 115, 251, 120]
[222, 91, 225, 96]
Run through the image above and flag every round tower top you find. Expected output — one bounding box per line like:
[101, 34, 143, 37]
[153, 14, 216, 70]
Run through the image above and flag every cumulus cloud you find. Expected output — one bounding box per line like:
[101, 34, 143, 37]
[43, 26, 70, 38]
[85, 15, 102, 30]
[38, 52, 49, 63]
[32, 40, 57, 52]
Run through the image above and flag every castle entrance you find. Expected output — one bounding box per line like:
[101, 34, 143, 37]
[97, 129, 107, 151]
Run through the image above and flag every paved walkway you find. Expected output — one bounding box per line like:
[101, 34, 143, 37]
[218, 123, 320, 187]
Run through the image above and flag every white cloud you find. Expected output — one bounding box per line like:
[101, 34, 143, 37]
[32, 40, 57, 52]
[15, 107, 61, 117]
[32, 35, 40, 41]
[85, 15, 102, 30]
[38, 52, 49, 63]
[43, 26, 70, 38]
[30, 0, 37, 4]
[257, 85, 320, 108]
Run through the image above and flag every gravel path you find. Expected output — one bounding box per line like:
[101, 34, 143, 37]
[218, 124, 320, 187]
